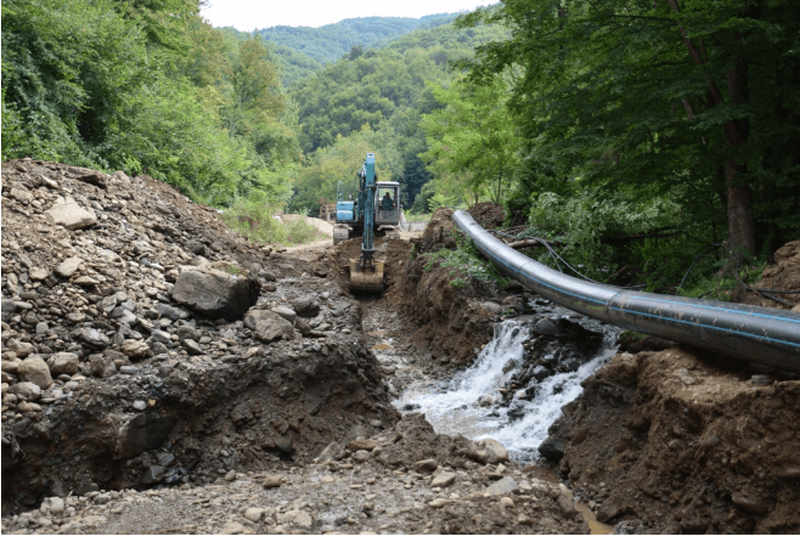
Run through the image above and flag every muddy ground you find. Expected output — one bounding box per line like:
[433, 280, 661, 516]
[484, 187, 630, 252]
[2, 159, 800, 533]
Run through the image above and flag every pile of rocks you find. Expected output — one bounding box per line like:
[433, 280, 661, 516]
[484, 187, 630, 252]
[1, 159, 396, 510]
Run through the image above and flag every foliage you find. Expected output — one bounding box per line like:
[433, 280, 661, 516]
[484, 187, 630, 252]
[422, 233, 510, 290]
[420, 75, 523, 206]
[220, 198, 324, 246]
[678, 256, 767, 301]
[2, 0, 299, 210]
[256, 14, 461, 69]
[457, 0, 800, 286]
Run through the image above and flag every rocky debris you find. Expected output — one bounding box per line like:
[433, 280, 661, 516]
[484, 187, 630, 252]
[543, 347, 800, 533]
[1, 159, 397, 512]
[0, 414, 587, 535]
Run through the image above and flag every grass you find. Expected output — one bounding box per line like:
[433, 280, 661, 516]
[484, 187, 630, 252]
[220, 199, 328, 247]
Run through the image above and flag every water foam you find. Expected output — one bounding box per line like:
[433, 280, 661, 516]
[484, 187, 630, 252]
[395, 316, 618, 461]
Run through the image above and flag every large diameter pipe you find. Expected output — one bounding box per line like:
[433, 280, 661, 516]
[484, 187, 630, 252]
[453, 210, 800, 373]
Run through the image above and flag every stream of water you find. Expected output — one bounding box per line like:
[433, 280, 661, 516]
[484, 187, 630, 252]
[394, 309, 620, 462]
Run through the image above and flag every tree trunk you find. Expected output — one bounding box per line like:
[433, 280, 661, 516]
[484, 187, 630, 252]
[723, 53, 756, 257]
[667, 0, 756, 256]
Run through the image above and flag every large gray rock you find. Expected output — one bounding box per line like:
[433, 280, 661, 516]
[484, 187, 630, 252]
[485, 476, 520, 496]
[48, 352, 80, 376]
[18, 355, 53, 389]
[243, 309, 294, 342]
[44, 196, 97, 230]
[172, 265, 260, 320]
[292, 295, 321, 317]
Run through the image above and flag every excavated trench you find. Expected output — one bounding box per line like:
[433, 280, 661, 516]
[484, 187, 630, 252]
[3, 160, 800, 533]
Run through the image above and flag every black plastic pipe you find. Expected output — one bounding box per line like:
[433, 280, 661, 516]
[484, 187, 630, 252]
[453, 210, 800, 373]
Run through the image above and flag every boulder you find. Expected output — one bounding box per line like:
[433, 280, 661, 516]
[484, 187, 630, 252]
[48, 352, 80, 376]
[292, 295, 321, 317]
[468, 438, 509, 464]
[243, 309, 294, 342]
[17, 355, 53, 389]
[44, 196, 97, 230]
[172, 265, 260, 320]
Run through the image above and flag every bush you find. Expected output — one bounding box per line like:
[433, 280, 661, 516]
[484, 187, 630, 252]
[422, 232, 509, 290]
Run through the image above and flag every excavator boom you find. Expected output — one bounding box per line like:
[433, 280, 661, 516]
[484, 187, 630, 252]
[348, 153, 384, 293]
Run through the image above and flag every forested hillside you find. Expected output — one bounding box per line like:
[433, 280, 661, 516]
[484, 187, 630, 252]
[3, 0, 799, 296]
[258, 14, 458, 66]
[2, 0, 299, 209]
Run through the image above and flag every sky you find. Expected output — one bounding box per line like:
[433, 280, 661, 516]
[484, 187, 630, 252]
[200, 0, 492, 31]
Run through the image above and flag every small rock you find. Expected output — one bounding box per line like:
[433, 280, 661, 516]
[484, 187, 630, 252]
[485, 476, 519, 496]
[244, 507, 264, 522]
[18, 356, 53, 389]
[262, 474, 285, 488]
[219, 521, 246, 534]
[55, 257, 84, 278]
[318, 442, 346, 462]
[498, 496, 515, 510]
[133, 400, 147, 411]
[48, 352, 80, 376]
[119, 339, 150, 360]
[182, 339, 204, 356]
[119, 365, 138, 375]
[29, 267, 50, 281]
[414, 459, 438, 472]
[430, 472, 456, 488]
[428, 498, 450, 508]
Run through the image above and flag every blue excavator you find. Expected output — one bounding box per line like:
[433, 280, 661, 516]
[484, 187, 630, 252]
[333, 153, 401, 292]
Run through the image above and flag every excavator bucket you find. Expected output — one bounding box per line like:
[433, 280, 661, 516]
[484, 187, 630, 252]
[348, 258, 384, 293]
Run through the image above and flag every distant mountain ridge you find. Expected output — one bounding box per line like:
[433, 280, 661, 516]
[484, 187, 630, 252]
[257, 13, 460, 65]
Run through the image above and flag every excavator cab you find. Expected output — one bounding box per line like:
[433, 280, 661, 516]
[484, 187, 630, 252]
[376, 182, 400, 226]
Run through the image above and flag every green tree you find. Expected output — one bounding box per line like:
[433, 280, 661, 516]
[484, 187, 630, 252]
[222, 37, 286, 137]
[421, 76, 523, 205]
[460, 0, 800, 259]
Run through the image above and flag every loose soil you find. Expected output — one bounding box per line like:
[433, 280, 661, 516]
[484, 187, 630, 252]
[2, 159, 799, 534]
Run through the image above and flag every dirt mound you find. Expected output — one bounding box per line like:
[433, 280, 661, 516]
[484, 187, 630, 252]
[467, 202, 507, 230]
[1, 158, 398, 511]
[543, 345, 800, 533]
[736, 240, 800, 310]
